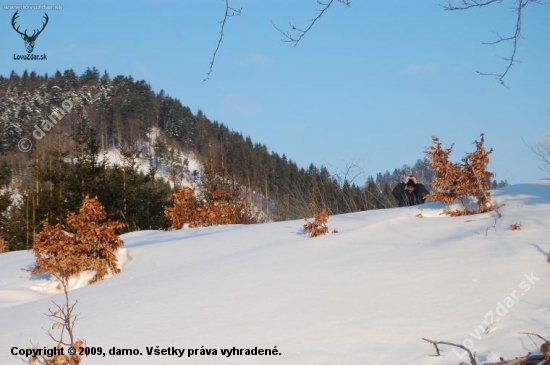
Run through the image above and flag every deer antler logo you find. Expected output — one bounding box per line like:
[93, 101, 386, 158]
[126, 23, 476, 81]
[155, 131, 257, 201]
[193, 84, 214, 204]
[11, 11, 49, 54]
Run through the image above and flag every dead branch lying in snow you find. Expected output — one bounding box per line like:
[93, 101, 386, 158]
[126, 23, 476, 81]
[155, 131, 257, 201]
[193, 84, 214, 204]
[422, 332, 550, 365]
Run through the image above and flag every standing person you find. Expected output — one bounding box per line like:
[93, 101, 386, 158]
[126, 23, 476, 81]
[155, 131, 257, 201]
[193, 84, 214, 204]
[392, 175, 429, 207]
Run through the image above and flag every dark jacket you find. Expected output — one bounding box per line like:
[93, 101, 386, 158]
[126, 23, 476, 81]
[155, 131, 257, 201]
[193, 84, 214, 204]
[392, 183, 429, 207]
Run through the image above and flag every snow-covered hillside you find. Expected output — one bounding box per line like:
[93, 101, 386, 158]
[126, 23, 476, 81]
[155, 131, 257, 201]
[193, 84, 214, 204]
[98, 127, 204, 189]
[1, 179, 549, 364]
[99, 147, 202, 188]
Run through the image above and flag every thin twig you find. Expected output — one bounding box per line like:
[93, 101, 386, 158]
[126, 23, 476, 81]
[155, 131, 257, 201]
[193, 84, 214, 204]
[475, 0, 524, 87]
[519, 331, 549, 343]
[422, 337, 478, 365]
[442, 0, 503, 11]
[204, 0, 242, 81]
[272, 0, 351, 46]
[443, 0, 547, 87]
[525, 132, 550, 173]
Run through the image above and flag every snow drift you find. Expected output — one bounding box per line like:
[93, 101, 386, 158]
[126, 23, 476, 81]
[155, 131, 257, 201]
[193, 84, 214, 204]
[1, 179, 549, 364]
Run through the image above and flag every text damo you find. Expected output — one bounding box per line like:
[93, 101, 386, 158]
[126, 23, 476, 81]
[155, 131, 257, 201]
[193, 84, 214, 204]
[32, 99, 73, 140]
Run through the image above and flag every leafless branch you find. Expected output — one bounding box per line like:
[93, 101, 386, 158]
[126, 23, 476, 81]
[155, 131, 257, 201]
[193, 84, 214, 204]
[204, 0, 242, 81]
[475, 0, 524, 87]
[519, 331, 549, 343]
[422, 337, 478, 364]
[526, 132, 550, 173]
[443, 0, 547, 87]
[332, 160, 365, 186]
[422, 333, 550, 364]
[272, 0, 351, 46]
[442, 0, 503, 11]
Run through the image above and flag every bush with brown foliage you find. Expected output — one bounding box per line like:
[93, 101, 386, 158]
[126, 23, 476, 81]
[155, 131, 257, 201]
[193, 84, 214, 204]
[165, 178, 255, 230]
[164, 187, 198, 229]
[303, 209, 332, 237]
[425, 134, 495, 216]
[32, 196, 125, 285]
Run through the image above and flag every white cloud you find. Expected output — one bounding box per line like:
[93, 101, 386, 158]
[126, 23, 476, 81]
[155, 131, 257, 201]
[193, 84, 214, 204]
[246, 52, 272, 67]
[400, 62, 441, 77]
[221, 93, 261, 115]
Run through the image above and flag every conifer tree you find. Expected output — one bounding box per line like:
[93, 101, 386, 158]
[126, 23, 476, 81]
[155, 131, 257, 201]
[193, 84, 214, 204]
[0, 179, 13, 251]
[67, 126, 107, 211]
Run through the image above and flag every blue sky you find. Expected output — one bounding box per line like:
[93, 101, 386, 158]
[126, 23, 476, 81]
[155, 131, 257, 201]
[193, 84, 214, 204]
[1, 0, 549, 184]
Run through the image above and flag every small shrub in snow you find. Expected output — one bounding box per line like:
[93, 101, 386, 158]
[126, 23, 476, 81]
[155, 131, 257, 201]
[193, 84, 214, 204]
[26, 198, 121, 364]
[32, 196, 124, 285]
[425, 134, 495, 216]
[303, 209, 332, 237]
[509, 222, 522, 231]
[28, 275, 86, 365]
[165, 180, 255, 229]
[198, 176, 255, 226]
[0, 236, 6, 253]
[165, 187, 198, 229]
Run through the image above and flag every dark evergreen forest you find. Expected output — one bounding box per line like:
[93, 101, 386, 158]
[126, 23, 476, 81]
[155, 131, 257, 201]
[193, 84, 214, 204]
[0, 68, 508, 251]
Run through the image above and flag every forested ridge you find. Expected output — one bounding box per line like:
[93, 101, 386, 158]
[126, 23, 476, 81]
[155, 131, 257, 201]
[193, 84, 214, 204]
[0, 68, 507, 252]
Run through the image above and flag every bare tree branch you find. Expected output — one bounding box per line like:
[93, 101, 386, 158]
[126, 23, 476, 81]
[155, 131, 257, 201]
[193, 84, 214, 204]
[204, 0, 242, 82]
[443, 0, 503, 11]
[443, 0, 547, 87]
[474, 0, 524, 87]
[526, 132, 550, 173]
[519, 331, 549, 343]
[332, 160, 365, 186]
[422, 333, 550, 365]
[272, 0, 351, 46]
[422, 337, 478, 365]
